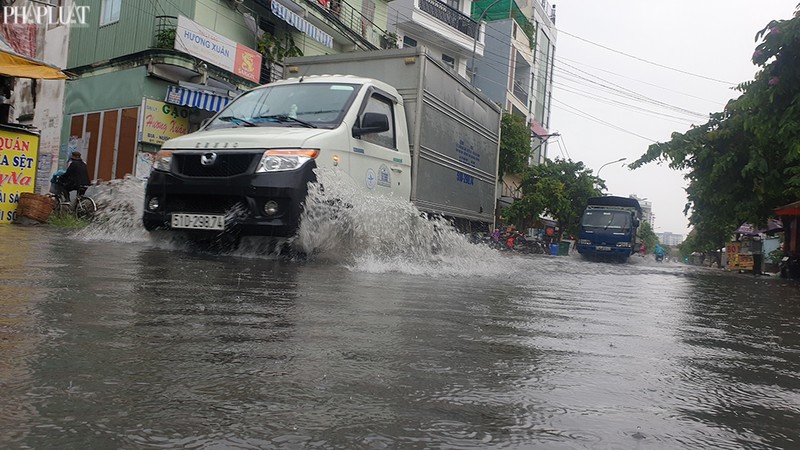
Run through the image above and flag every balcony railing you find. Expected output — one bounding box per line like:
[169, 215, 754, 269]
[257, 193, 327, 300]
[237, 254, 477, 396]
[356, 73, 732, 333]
[153, 15, 177, 49]
[419, 0, 478, 37]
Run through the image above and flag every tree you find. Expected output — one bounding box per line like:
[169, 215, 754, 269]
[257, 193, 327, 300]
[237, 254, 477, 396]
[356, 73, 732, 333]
[638, 220, 658, 254]
[505, 158, 601, 238]
[629, 7, 800, 254]
[498, 113, 531, 179]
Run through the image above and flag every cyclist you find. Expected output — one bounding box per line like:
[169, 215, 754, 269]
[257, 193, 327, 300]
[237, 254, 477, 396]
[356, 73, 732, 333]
[54, 151, 90, 208]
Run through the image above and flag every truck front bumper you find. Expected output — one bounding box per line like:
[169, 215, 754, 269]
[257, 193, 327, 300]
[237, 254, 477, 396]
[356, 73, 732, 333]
[142, 164, 316, 237]
[576, 244, 633, 257]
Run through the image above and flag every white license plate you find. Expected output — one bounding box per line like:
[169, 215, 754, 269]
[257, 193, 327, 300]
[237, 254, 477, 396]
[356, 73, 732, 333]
[171, 213, 225, 230]
[596, 246, 611, 251]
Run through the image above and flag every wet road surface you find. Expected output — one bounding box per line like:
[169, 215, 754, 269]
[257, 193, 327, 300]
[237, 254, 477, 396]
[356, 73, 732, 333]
[1, 225, 799, 449]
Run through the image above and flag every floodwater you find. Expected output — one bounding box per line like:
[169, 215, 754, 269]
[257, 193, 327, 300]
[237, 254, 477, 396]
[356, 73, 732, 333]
[1, 178, 799, 449]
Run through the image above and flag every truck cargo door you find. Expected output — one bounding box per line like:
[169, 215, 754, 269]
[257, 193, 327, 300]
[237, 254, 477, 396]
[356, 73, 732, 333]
[350, 91, 411, 199]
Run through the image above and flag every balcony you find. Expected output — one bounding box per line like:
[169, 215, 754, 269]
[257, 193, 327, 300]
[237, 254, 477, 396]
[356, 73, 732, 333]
[389, 0, 482, 56]
[418, 0, 478, 37]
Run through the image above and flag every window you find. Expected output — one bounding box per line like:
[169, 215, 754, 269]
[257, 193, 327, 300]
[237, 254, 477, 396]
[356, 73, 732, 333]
[100, 0, 121, 26]
[402, 36, 417, 48]
[360, 94, 395, 149]
[441, 54, 455, 70]
[441, 0, 459, 10]
[209, 83, 358, 130]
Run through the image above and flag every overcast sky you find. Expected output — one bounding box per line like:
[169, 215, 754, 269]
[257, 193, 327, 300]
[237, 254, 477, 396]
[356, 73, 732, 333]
[549, 0, 798, 236]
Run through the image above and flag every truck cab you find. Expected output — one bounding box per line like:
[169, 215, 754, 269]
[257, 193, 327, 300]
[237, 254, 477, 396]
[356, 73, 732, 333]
[576, 196, 642, 260]
[142, 76, 412, 237]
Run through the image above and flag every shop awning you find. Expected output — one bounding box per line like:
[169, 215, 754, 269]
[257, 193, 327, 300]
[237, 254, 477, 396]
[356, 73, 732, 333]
[775, 200, 800, 217]
[0, 40, 67, 79]
[165, 85, 232, 113]
[271, 0, 334, 48]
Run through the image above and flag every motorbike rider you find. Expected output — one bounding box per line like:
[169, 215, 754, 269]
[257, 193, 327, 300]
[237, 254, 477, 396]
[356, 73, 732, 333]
[654, 244, 666, 261]
[55, 151, 91, 208]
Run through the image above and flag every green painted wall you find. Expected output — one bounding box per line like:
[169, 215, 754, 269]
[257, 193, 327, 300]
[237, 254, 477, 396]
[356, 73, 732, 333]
[60, 66, 178, 158]
[69, 0, 196, 68]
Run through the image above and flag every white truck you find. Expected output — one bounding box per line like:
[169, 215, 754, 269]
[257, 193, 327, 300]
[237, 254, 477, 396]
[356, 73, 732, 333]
[142, 47, 502, 237]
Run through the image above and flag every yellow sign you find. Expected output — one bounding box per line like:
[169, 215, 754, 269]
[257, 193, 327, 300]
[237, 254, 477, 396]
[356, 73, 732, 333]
[139, 98, 190, 145]
[0, 129, 39, 223]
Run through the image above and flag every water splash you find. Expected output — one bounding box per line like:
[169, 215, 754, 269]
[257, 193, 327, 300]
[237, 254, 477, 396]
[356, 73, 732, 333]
[296, 168, 509, 277]
[74, 176, 150, 243]
[70, 170, 515, 277]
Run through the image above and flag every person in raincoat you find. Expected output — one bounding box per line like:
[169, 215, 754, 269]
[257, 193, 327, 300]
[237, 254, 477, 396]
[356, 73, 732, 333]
[654, 244, 666, 261]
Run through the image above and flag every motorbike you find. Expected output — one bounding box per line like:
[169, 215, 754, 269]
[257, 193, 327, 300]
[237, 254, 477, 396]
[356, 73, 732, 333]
[655, 253, 664, 262]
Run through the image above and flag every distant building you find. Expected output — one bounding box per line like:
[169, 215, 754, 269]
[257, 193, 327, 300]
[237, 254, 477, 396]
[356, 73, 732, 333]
[629, 194, 654, 226]
[658, 232, 684, 246]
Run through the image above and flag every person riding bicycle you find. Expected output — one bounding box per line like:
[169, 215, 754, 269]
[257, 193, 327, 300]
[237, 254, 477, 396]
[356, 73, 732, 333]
[54, 151, 91, 207]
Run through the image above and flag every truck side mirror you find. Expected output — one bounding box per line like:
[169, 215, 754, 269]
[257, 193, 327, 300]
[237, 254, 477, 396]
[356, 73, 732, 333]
[633, 219, 640, 227]
[353, 112, 389, 137]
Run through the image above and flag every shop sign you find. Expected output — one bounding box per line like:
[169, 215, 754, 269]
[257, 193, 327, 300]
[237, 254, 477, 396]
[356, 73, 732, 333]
[174, 15, 262, 83]
[138, 98, 190, 145]
[0, 129, 38, 223]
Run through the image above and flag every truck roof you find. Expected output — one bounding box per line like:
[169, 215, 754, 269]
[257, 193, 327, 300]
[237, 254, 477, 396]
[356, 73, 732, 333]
[587, 196, 642, 214]
[258, 75, 401, 102]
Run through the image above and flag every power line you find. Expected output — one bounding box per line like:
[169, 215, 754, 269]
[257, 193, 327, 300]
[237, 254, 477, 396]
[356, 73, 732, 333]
[551, 98, 659, 143]
[556, 134, 572, 160]
[556, 55, 725, 105]
[552, 81, 703, 124]
[554, 64, 709, 118]
[557, 29, 738, 86]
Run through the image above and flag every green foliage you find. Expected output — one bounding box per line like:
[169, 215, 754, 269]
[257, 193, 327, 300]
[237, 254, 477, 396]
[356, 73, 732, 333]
[499, 113, 530, 179]
[767, 247, 784, 264]
[381, 32, 399, 49]
[629, 8, 800, 254]
[505, 158, 602, 237]
[154, 27, 176, 49]
[638, 220, 658, 253]
[49, 213, 89, 229]
[257, 32, 303, 64]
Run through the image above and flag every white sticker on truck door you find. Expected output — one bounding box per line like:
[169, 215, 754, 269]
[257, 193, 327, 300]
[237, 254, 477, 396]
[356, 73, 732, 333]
[377, 164, 391, 188]
[366, 168, 376, 190]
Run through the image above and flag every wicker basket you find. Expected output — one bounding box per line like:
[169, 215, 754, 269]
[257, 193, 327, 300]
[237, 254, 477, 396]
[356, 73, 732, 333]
[18, 193, 55, 222]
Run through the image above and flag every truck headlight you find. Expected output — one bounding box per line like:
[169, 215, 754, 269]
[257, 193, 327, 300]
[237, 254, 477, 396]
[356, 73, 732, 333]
[578, 239, 591, 245]
[257, 149, 320, 173]
[616, 242, 631, 247]
[153, 150, 173, 171]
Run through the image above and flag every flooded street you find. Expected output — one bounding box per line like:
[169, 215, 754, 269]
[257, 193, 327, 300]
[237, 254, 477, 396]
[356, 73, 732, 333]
[1, 222, 799, 449]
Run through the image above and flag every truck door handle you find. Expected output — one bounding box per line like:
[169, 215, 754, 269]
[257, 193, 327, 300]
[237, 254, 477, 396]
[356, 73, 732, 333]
[391, 166, 403, 173]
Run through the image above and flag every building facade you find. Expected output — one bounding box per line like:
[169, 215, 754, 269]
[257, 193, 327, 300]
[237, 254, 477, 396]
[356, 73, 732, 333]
[657, 232, 684, 246]
[1, 0, 73, 193]
[467, 0, 555, 210]
[388, 0, 483, 79]
[61, 0, 394, 184]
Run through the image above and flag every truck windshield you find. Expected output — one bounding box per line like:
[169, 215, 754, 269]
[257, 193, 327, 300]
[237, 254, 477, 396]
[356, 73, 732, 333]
[582, 210, 631, 230]
[207, 83, 358, 129]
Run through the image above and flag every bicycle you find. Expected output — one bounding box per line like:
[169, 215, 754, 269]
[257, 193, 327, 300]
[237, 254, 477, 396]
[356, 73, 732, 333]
[51, 186, 97, 220]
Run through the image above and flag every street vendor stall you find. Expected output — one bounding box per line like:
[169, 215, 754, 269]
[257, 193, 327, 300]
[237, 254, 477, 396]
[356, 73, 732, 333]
[726, 223, 763, 273]
[0, 36, 67, 223]
[0, 123, 39, 223]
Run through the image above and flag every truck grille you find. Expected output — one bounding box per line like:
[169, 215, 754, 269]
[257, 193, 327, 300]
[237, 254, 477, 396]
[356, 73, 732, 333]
[173, 153, 257, 177]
